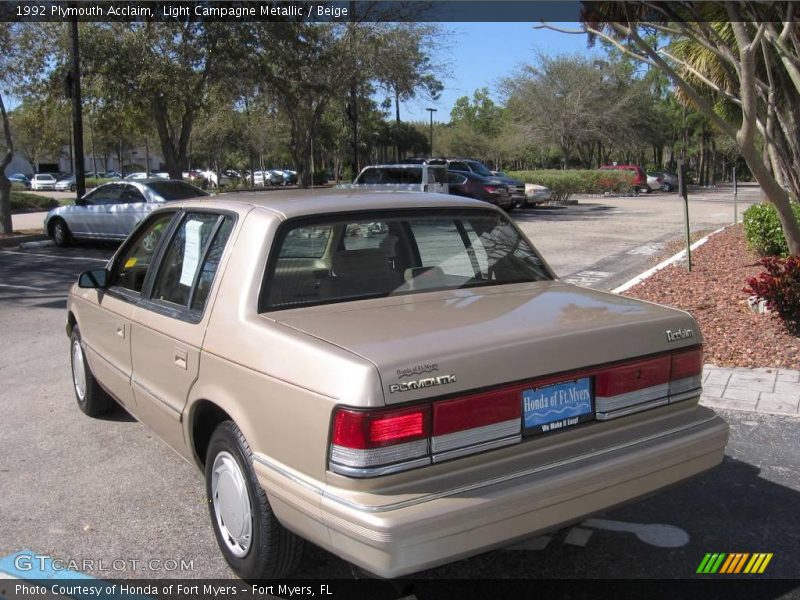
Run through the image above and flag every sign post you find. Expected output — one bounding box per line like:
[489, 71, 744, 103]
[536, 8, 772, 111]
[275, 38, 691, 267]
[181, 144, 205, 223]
[733, 166, 738, 224]
[678, 160, 692, 272]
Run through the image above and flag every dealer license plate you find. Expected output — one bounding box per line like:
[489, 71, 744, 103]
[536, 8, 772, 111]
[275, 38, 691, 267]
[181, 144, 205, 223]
[522, 377, 594, 435]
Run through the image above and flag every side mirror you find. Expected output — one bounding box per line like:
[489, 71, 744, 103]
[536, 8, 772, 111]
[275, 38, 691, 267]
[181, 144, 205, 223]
[78, 268, 110, 289]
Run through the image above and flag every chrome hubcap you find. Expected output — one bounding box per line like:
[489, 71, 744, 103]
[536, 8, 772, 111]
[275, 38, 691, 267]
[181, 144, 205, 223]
[54, 223, 65, 244]
[211, 451, 252, 557]
[71, 340, 86, 401]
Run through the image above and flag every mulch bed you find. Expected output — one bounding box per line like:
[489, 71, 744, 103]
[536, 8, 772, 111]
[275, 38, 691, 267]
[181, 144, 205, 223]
[623, 224, 800, 369]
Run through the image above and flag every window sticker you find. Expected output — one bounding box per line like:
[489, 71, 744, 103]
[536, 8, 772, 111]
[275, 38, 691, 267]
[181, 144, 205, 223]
[180, 219, 203, 286]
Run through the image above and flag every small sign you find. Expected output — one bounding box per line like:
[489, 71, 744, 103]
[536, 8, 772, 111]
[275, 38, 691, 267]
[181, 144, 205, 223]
[522, 377, 594, 435]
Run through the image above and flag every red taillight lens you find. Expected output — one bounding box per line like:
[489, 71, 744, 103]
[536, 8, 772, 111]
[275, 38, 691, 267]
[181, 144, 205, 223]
[332, 406, 429, 449]
[330, 406, 431, 477]
[431, 389, 522, 459]
[669, 346, 704, 401]
[433, 389, 520, 436]
[482, 185, 501, 194]
[671, 347, 703, 380]
[595, 355, 670, 397]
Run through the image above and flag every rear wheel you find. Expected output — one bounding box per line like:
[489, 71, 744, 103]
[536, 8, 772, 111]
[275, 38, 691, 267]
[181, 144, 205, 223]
[70, 326, 112, 417]
[51, 218, 72, 247]
[206, 421, 303, 580]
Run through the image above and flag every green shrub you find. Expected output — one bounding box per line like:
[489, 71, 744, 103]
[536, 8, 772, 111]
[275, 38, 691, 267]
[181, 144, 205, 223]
[744, 256, 800, 333]
[10, 192, 59, 212]
[743, 202, 800, 257]
[86, 177, 117, 187]
[507, 169, 634, 203]
[312, 169, 328, 186]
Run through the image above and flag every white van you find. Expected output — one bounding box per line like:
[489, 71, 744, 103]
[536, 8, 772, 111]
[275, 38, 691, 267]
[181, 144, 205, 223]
[342, 164, 449, 194]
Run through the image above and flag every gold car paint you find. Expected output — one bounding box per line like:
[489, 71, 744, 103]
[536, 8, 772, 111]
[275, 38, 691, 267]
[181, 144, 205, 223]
[67, 191, 728, 578]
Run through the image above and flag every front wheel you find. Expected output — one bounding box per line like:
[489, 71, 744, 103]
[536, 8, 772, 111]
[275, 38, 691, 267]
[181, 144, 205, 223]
[206, 421, 303, 580]
[70, 326, 113, 417]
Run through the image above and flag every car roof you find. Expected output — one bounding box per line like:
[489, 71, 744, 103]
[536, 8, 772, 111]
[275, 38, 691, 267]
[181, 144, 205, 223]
[155, 189, 491, 221]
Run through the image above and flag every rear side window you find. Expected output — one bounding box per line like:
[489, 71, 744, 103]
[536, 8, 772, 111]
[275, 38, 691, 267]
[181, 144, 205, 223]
[357, 168, 422, 184]
[151, 213, 234, 312]
[260, 209, 550, 311]
[428, 167, 448, 184]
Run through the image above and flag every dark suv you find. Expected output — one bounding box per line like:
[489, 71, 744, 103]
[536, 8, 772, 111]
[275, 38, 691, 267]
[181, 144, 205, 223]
[405, 158, 528, 208]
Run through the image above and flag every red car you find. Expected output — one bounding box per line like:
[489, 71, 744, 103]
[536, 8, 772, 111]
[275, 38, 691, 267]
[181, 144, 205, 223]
[600, 164, 650, 193]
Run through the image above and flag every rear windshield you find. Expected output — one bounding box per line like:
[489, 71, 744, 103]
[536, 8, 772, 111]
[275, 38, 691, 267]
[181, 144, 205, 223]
[146, 181, 210, 201]
[465, 161, 493, 177]
[260, 209, 551, 311]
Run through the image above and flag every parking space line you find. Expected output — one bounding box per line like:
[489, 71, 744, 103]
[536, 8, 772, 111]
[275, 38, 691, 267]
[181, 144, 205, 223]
[0, 283, 47, 291]
[564, 527, 594, 547]
[0, 250, 108, 263]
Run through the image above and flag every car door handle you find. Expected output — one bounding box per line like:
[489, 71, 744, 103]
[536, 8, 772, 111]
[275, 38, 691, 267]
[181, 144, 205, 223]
[174, 348, 187, 370]
[116, 324, 125, 338]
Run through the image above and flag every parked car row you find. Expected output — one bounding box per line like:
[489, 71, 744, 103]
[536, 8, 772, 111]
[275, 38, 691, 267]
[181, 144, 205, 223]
[343, 158, 550, 211]
[599, 164, 681, 194]
[403, 157, 544, 209]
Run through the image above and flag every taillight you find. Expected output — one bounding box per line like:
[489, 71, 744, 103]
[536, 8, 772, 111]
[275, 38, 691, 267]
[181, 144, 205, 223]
[669, 347, 704, 402]
[482, 185, 503, 194]
[595, 346, 703, 420]
[329, 406, 430, 476]
[431, 389, 521, 461]
[329, 346, 704, 476]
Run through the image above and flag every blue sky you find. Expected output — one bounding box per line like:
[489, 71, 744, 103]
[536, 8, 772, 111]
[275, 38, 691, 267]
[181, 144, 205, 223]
[400, 22, 603, 123]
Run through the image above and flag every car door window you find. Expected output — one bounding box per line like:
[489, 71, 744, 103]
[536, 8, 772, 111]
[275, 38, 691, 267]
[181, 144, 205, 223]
[121, 185, 146, 204]
[111, 213, 176, 294]
[87, 184, 123, 206]
[151, 213, 233, 311]
[448, 162, 470, 172]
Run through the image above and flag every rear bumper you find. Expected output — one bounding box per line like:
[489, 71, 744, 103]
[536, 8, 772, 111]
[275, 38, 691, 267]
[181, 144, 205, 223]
[255, 410, 728, 578]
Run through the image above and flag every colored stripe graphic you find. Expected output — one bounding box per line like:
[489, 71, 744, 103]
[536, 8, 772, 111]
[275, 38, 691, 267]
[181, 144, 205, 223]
[697, 552, 773, 575]
[697, 553, 726, 573]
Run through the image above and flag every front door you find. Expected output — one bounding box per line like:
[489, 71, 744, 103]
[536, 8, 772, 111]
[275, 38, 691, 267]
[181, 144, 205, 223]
[82, 210, 179, 407]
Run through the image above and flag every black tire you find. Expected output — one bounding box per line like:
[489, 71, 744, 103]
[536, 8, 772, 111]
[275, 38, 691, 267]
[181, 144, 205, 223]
[70, 326, 113, 417]
[70, 184, 76, 192]
[51, 218, 72, 247]
[205, 421, 303, 580]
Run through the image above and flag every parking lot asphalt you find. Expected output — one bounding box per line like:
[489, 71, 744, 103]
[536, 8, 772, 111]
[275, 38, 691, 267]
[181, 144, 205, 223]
[514, 184, 760, 290]
[1, 188, 797, 586]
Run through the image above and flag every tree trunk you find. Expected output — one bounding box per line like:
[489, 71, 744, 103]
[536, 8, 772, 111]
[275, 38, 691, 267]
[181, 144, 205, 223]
[0, 92, 14, 234]
[152, 96, 194, 179]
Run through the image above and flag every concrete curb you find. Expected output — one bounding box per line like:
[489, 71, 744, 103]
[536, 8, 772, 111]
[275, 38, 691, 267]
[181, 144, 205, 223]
[0, 234, 48, 248]
[610, 226, 727, 294]
[18, 239, 54, 249]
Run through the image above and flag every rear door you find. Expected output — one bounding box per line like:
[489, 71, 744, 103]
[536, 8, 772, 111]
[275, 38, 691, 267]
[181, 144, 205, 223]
[129, 211, 235, 448]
